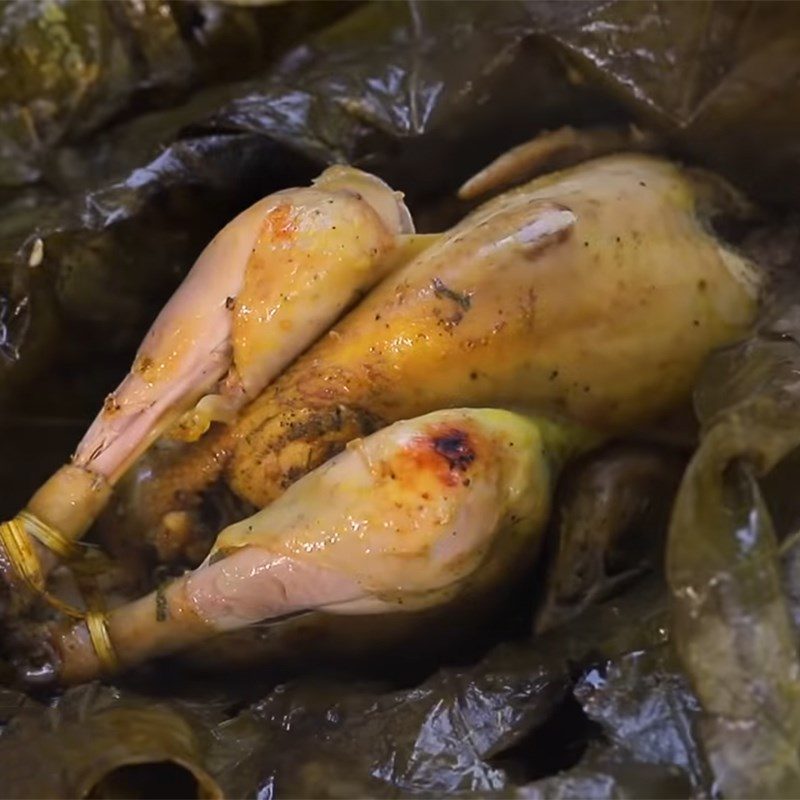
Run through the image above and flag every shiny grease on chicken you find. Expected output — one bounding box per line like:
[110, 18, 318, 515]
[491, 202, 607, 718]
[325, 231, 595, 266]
[127, 154, 760, 562]
[1, 165, 418, 592]
[3, 144, 765, 684]
[47, 408, 580, 684]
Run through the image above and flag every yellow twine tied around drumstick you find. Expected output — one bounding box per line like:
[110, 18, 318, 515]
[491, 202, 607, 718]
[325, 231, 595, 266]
[0, 510, 119, 673]
[85, 601, 119, 674]
[0, 511, 83, 617]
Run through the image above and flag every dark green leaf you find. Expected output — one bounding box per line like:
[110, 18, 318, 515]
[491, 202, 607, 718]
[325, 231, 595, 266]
[529, 0, 800, 204]
[574, 645, 710, 793]
[517, 743, 692, 800]
[206, 581, 671, 799]
[208, 645, 570, 798]
[0, 0, 350, 187]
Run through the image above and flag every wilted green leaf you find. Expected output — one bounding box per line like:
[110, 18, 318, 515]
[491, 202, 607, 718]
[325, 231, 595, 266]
[536, 444, 684, 634]
[0, 683, 225, 799]
[668, 307, 800, 798]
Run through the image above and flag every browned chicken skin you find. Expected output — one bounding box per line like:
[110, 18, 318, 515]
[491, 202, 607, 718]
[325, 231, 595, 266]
[116, 153, 759, 565]
[4, 137, 767, 685]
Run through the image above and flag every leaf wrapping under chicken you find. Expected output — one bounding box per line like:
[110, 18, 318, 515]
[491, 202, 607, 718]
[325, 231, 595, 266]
[667, 307, 800, 798]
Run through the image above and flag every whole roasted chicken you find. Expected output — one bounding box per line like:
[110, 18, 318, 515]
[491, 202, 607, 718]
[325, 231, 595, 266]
[0, 130, 762, 684]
